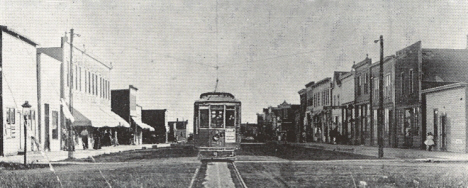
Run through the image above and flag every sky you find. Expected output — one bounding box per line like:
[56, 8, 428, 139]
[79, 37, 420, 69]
[2, 0, 468, 132]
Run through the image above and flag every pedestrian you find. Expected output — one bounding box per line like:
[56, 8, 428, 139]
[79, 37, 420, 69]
[93, 128, 102, 150]
[424, 132, 435, 151]
[81, 129, 89, 150]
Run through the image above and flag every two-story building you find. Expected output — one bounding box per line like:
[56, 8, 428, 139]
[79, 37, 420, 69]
[310, 77, 332, 143]
[0, 26, 39, 156]
[331, 71, 349, 144]
[111, 85, 153, 145]
[40, 36, 130, 151]
[352, 57, 372, 145]
[37, 47, 62, 152]
[370, 55, 396, 147]
[339, 71, 355, 144]
[394, 42, 423, 149]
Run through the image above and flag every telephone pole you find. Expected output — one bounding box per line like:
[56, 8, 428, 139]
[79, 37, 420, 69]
[378, 35, 384, 158]
[68, 28, 74, 159]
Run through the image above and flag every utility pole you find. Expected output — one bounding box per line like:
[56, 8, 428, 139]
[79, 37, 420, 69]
[68, 28, 74, 159]
[377, 35, 384, 158]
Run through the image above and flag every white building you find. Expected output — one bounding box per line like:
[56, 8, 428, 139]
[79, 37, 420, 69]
[0, 26, 39, 156]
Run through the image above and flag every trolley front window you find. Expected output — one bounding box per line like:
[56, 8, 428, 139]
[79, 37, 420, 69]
[226, 110, 235, 127]
[200, 109, 209, 128]
[211, 105, 224, 128]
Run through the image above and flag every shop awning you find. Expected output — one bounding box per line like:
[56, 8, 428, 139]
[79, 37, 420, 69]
[132, 117, 155, 131]
[71, 104, 130, 128]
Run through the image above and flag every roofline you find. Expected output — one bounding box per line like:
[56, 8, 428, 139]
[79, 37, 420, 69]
[313, 77, 331, 87]
[64, 41, 113, 69]
[129, 85, 139, 91]
[421, 82, 468, 94]
[370, 55, 396, 68]
[142, 109, 167, 112]
[352, 57, 372, 69]
[0, 25, 38, 46]
[305, 81, 315, 87]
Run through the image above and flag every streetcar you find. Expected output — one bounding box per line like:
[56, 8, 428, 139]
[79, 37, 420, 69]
[193, 92, 241, 160]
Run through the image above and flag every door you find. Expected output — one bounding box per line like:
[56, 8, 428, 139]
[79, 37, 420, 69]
[440, 115, 447, 151]
[44, 104, 50, 151]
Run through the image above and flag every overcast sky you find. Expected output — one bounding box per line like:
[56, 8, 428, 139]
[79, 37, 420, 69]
[2, 0, 468, 131]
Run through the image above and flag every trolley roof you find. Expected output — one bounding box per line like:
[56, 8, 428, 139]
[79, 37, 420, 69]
[195, 92, 240, 103]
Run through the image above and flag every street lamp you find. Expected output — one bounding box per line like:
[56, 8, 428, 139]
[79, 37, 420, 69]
[22, 101, 32, 165]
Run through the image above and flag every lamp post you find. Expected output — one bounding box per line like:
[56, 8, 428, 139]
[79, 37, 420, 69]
[22, 101, 32, 165]
[374, 35, 384, 158]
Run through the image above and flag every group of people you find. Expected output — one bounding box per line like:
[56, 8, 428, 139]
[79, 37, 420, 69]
[80, 128, 119, 150]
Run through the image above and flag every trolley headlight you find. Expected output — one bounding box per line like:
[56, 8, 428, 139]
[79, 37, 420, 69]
[212, 134, 220, 141]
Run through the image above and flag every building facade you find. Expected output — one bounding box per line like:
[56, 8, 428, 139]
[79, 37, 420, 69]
[37, 48, 62, 152]
[310, 77, 332, 143]
[370, 56, 396, 147]
[111, 85, 153, 145]
[0, 26, 39, 156]
[142, 109, 167, 144]
[422, 83, 468, 153]
[352, 57, 372, 145]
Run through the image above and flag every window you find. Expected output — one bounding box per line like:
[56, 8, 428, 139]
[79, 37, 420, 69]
[52, 111, 59, 139]
[226, 106, 235, 127]
[364, 73, 369, 94]
[211, 105, 224, 128]
[374, 78, 379, 100]
[92, 73, 95, 95]
[333, 95, 336, 106]
[88, 72, 91, 93]
[337, 94, 340, 106]
[85, 70, 87, 93]
[6, 108, 15, 124]
[199, 109, 209, 128]
[401, 72, 405, 96]
[357, 76, 361, 96]
[75, 65, 78, 90]
[385, 74, 391, 98]
[95, 74, 98, 96]
[409, 70, 413, 93]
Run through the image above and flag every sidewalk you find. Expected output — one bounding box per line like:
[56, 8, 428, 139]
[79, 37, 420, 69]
[292, 142, 468, 162]
[0, 143, 171, 164]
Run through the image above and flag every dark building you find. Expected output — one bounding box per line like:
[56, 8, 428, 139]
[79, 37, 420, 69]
[142, 109, 167, 144]
[111, 85, 153, 145]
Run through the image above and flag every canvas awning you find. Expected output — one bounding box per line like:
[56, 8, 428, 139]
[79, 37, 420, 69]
[132, 117, 155, 131]
[71, 104, 130, 128]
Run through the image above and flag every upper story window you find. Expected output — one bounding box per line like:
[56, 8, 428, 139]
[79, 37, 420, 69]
[374, 78, 379, 100]
[337, 94, 340, 106]
[401, 72, 405, 96]
[364, 73, 369, 94]
[357, 76, 361, 96]
[409, 70, 414, 93]
[385, 74, 391, 99]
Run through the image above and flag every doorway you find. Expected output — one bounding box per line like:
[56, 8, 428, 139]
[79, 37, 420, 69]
[440, 114, 447, 151]
[44, 104, 50, 151]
